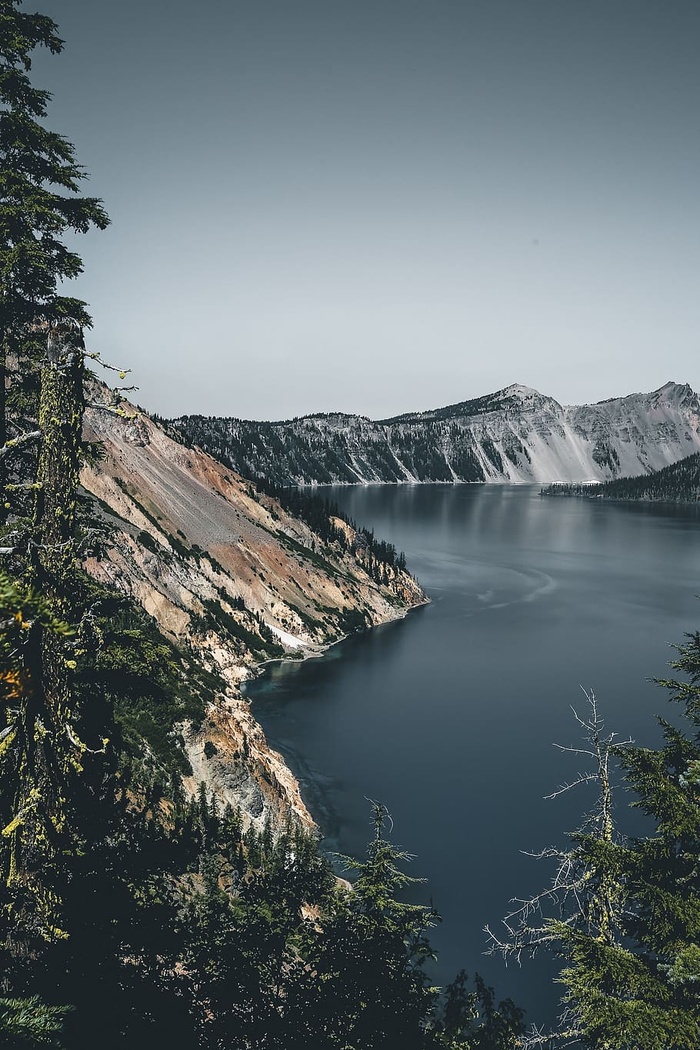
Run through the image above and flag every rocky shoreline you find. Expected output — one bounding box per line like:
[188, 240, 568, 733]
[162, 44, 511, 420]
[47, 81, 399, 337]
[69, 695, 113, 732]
[81, 393, 428, 833]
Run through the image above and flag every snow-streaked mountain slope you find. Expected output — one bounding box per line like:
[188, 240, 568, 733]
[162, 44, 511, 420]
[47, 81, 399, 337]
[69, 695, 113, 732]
[171, 382, 700, 486]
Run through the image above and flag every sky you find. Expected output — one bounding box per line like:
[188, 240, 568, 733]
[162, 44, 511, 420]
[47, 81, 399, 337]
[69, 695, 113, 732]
[30, 0, 700, 420]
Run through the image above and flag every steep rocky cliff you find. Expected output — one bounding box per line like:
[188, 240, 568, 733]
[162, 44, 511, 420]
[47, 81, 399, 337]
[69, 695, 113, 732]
[171, 381, 700, 485]
[81, 388, 427, 833]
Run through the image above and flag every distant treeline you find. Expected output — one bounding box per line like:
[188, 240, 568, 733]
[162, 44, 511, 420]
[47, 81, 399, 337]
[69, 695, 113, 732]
[171, 412, 490, 485]
[541, 451, 700, 503]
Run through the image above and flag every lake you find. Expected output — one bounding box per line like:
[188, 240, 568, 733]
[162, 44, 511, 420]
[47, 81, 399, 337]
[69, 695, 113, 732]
[243, 485, 700, 1029]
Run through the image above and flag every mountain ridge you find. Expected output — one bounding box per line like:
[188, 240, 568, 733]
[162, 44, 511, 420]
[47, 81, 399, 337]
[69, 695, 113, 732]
[170, 381, 700, 487]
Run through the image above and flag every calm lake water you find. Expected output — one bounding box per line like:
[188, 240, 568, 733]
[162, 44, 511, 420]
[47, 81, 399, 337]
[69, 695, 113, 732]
[244, 485, 700, 1028]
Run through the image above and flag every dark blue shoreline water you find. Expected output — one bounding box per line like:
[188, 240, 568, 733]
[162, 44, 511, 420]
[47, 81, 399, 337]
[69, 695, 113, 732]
[243, 485, 700, 1028]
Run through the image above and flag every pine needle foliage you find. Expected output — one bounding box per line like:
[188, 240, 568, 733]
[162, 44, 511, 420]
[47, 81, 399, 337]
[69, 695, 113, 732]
[492, 637, 700, 1048]
[0, 994, 71, 1048]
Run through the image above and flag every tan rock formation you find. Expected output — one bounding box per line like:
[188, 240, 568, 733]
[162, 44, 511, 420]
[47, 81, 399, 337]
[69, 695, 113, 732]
[80, 388, 427, 833]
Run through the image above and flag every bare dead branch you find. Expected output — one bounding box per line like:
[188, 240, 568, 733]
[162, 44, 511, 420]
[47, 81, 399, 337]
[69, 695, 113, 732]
[87, 401, 138, 422]
[0, 430, 42, 460]
[485, 691, 633, 1045]
[84, 350, 131, 379]
[65, 723, 107, 755]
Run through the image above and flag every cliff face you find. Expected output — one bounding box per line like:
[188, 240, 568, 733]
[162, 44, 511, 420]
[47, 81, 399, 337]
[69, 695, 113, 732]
[170, 381, 700, 486]
[81, 389, 426, 833]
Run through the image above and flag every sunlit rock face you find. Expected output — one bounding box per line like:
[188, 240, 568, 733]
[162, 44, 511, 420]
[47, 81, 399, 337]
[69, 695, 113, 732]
[80, 386, 427, 832]
[172, 382, 700, 486]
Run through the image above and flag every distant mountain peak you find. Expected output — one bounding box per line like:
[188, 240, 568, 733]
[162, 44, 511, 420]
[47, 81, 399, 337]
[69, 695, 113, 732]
[497, 383, 542, 399]
[656, 380, 694, 399]
[171, 381, 700, 487]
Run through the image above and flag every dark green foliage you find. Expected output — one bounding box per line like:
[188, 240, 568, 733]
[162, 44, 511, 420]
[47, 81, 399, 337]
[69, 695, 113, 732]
[4, 676, 522, 1050]
[192, 596, 285, 659]
[480, 440, 503, 474]
[542, 451, 700, 503]
[257, 480, 411, 584]
[434, 971, 524, 1049]
[256, 478, 346, 542]
[0, 996, 71, 1048]
[450, 447, 485, 482]
[292, 804, 441, 1049]
[169, 410, 491, 485]
[499, 632, 700, 1048]
[63, 575, 225, 779]
[0, 0, 109, 520]
[502, 436, 530, 468]
[602, 631, 700, 1046]
[136, 528, 162, 555]
[591, 439, 620, 472]
[0, 2, 109, 329]
[276, 529, 342, 576]
[280, 802, 526, 1050]
[339, 607, 370, 634]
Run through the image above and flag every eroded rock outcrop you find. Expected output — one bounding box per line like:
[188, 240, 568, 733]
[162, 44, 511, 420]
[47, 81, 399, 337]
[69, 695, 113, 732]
[81, 388, 427, 832]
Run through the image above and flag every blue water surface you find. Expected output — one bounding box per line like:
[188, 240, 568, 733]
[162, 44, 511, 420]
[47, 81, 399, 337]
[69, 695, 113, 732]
[244, 485, 700, 1029]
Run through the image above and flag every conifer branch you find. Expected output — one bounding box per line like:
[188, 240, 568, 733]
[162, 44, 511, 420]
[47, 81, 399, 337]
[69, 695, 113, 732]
[0, 430, 42, 460]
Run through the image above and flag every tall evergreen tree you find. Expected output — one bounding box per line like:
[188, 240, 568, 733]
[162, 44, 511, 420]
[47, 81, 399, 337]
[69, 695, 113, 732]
[292, 801, 440, 1048]
[0, 0, 109, 952]
[0, 0, 109, 517]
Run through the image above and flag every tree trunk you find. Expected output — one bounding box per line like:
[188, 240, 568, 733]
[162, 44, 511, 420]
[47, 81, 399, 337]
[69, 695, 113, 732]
[31, 321, 85, 812]
[5, 324, 86, 933]
[34, 323, 85, 587]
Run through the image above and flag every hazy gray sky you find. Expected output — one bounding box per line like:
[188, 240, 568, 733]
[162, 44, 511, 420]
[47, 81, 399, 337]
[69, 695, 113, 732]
[34, 1, 700, 419]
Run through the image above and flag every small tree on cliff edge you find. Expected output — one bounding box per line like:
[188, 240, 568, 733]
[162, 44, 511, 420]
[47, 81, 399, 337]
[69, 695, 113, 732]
[0, 0, 109, 519]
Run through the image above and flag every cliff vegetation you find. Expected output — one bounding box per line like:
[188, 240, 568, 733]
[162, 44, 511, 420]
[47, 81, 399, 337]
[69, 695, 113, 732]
[542, 451, 700, 504]
[2, 4, 700, 1049]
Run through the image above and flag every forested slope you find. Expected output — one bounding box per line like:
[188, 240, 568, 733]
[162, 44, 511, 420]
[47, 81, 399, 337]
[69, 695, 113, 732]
[542, 450, 700, 503]
[170, 381, 700, 486]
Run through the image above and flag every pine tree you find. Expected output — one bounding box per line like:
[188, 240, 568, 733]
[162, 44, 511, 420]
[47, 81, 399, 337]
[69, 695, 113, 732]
[599, 632, 700, 1048]
[296, 801, 440, 1049]
[491, 644, 700, 1048]
[0, 994, 71, 1047]
[0, 0, 109, 523]
[434, 970, 524, 1050]
[0, 0, 109, 955]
